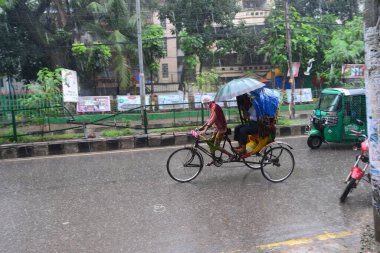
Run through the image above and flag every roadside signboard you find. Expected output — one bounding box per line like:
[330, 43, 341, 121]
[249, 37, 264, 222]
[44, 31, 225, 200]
[77, 96, 111, 113]
[117, 95, 149, 111]
[157, 94, 188, 110]
[285, 88, 313, 103]
[342, 64, 365, 79]
[61, 69, 79, 102]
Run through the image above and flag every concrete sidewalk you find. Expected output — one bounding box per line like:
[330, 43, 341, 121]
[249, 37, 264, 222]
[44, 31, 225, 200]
[0, 123, 308, 160]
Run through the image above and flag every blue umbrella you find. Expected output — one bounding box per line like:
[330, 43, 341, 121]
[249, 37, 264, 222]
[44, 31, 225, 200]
[214, 78, 265, 102]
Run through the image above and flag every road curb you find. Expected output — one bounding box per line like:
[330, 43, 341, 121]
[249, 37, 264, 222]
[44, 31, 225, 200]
[0, 124, 308, 160]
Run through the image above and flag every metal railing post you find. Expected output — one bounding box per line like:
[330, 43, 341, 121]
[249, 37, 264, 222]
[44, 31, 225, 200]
[201, 102, 205, 125]
[11, 108, 17, 142]
[173, 105, 176, 127]
[143, 107, 148, 134]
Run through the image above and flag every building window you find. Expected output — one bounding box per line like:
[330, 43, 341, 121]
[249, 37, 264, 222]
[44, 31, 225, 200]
[162, 64, 169, 78]
[242, 0, 255, 9]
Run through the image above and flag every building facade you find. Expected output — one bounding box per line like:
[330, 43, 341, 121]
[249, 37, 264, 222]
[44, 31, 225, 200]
[154, 0, 274, 88]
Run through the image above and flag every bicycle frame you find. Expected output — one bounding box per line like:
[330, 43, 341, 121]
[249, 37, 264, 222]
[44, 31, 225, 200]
[191, 134, 235, 165]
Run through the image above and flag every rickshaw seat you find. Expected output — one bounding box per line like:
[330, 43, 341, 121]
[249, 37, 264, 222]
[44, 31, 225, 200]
[243, 116, 277, 157]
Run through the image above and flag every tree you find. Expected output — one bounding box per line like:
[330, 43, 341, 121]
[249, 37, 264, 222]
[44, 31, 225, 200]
[142, 24, 166, 94]
[363, 0, 380, 242]
[195, 70, 220, 92]
[159, 0, 240, 74]
[259, 6, 320, 86]
[0, 0, 74, 77]
[71, 42, 112, 92]
[287, 0, 360, 21]
[324, 17, 364, 66]
[178, 31, 203, 84]
[322, 16, 364, 87]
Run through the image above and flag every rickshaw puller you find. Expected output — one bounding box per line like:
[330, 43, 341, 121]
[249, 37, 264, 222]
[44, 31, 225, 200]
[198, 96, 235, 164]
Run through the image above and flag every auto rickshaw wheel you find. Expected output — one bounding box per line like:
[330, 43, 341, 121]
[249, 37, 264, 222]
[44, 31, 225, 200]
[307, 136, 322, 149]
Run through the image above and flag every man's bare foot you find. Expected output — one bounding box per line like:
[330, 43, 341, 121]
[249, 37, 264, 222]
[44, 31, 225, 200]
[234, 147, 247, 155]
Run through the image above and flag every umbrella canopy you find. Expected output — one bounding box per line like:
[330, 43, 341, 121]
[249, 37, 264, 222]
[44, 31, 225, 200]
[214, 78, 265, 102]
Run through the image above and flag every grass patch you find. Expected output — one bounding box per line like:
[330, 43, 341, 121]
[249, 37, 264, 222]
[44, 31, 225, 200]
[277, 117, 304, 125]
[101, 128, 134, 137]
[0, 132, 83, 144]
[149, 126, 195, 133]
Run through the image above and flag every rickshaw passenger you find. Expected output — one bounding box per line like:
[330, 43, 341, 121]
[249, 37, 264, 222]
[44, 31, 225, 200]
[199, 96, 234, 164]
[234, 94, 258, 155]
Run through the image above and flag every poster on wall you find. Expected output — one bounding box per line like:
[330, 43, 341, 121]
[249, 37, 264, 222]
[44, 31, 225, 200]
[61, 69, 79, 102]
[77, 96, 111, 113]
[285, 88, 313, 103]
[158, 94, 188, 110]
[117, 95, 149, 111]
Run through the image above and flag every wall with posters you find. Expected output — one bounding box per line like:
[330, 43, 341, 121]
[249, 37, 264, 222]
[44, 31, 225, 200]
[77, 96, 111, 113]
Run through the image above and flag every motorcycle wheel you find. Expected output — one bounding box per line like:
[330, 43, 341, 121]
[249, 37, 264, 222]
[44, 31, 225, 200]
[340, 178, 357, 203]
[307, 136, 322, 149]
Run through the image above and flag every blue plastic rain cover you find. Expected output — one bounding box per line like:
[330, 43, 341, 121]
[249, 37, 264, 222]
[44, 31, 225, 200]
[250, 88, 280, 118]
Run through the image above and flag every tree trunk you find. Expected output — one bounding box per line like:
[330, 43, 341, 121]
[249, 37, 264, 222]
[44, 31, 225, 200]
[52, 0, 67, 27]
[364, 0, 380, 242]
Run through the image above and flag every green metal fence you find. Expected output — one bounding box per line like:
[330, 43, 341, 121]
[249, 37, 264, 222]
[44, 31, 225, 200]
[0, 97, 315, 144]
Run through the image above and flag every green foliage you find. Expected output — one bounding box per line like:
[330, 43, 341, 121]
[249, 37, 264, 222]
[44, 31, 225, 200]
[195, 70, 220, 92]
[142, 24, 166, 81]
[259, 7, 319, 74]
[101, 128, 133, 137]
[21, 68, 64, 127]
[160, 0, 239, 73]
[178, 31, 202, 71]
[0, 131, 83, 144]
[108, 30, 131, 90]
[288, 0, 360, 21]
[324, 17, 364, 66]
[23, 68, 63, 107]
[72, 41, 111, 74]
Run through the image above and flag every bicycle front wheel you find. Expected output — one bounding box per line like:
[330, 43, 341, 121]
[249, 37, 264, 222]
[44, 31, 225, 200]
[167, 147, 204, 182]
[260, 147, 295, 183]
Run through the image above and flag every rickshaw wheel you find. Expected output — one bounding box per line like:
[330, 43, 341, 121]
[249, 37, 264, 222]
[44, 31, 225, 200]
[307, 136, 322, 149]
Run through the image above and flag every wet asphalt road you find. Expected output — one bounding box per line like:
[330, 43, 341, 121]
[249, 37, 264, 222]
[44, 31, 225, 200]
[0, 136, 373, 253]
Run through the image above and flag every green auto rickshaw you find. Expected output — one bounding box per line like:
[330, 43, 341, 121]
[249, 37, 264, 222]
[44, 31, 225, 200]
[306, 88, 367, 149]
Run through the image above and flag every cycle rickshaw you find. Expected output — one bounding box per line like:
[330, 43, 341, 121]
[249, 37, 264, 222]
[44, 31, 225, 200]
[166, 78, 295, 183]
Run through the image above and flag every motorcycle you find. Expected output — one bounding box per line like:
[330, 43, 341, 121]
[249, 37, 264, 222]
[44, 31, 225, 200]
[340, 120, 370, 203]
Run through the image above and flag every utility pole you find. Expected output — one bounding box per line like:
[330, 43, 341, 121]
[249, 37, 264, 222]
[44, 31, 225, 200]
[364, 0, 380, 242]
[284, 0, 295, 119]
[136, 0, 147, 133]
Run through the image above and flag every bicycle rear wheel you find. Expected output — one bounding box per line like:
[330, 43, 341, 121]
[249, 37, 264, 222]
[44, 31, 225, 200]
[167, 147, 203, 182]
[260, 147, 295, 183]
[243, 155, 262, 169]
